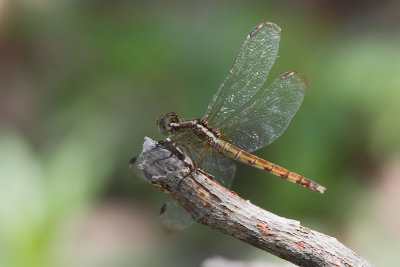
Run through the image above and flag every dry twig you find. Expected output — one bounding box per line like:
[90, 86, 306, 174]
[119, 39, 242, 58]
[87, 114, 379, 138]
[136, 137, 373, 267]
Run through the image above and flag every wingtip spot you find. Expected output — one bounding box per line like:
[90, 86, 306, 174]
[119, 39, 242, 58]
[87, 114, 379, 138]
[249, 23, 263, 37]
[129, 157, 137, 168]
[249, 22, 281, 38]
[279, 71, 295, 80]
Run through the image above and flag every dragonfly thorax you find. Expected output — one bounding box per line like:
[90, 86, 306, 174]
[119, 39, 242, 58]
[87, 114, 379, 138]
[157, 112, 221, 145]
[192, 120, 221, 142]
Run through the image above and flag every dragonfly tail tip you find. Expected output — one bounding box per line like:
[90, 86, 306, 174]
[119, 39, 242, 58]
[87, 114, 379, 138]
[316, 185, 326, 194]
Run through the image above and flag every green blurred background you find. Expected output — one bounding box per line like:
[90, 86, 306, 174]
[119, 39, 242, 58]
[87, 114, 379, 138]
[1, 0, 399, 266]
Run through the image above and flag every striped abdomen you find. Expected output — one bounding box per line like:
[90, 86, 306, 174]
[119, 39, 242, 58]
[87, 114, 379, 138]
[214, 140, 325, 193]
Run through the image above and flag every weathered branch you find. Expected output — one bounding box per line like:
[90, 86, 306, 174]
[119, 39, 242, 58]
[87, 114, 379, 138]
[137, 137, 373, 267]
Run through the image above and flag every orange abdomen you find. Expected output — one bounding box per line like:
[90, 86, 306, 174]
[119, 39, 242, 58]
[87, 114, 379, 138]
[215, 140, 325, 193]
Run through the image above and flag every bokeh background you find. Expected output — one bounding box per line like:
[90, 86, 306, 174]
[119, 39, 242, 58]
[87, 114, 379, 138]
[1, 0, 399, 266]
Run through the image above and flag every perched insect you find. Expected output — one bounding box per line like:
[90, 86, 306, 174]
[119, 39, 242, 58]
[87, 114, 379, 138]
[157, 22, 325, 193]
[136, 22, 325, 231]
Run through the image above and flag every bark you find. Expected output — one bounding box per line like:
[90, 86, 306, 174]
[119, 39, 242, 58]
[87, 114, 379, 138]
[136, 137, 373, 267]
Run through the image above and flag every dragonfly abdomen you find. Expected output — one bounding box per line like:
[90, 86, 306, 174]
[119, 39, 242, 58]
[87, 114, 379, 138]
[215, 140, 325, 193]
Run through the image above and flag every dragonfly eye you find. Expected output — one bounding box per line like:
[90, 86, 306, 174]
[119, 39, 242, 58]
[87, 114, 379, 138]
[157, 112, 180, 136]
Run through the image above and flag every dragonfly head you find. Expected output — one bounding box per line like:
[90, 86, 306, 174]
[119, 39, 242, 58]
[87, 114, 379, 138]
[157, 112, 180, 136]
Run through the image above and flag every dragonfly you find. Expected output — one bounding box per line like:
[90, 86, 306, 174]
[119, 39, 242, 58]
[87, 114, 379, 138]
[140, 22, 325, 231]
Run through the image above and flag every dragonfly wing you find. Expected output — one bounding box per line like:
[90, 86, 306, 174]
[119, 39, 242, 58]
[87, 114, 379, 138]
[160, 200, 195, 233]
[199, 150, 236, 188]
[203, 22, 281, 129]
[172, 134, 237, 188]
[219, 72, 308, 153]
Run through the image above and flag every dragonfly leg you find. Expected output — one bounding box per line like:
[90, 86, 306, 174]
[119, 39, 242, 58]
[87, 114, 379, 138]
[176, 142, 216, 191]
[191, 145, 205, 167]
[151, 140, 187, 166]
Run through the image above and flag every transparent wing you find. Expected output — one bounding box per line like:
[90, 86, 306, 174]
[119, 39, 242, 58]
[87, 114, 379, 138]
[203, 22, 281, 129]
[199, 150, 236, 188]
[160, 200, 195, 233]
[219, 72, 308, 153]
[172, 133, 237, 188]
